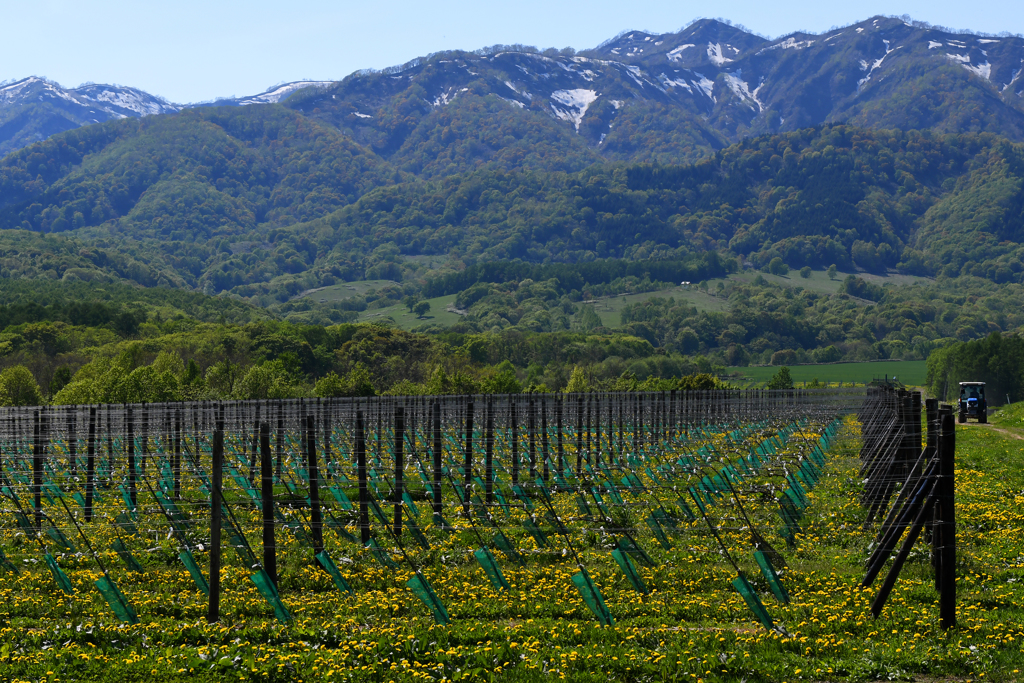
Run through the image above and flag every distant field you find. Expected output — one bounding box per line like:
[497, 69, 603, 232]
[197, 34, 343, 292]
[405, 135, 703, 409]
[729, 360, 927, 387]
[587, 268, 931, 329]
[295, 280, 400, 303]
[358, 294, 462, 330]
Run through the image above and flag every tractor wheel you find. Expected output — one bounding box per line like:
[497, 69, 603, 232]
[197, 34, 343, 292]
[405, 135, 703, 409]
[979, 412, 987, 424]
[958, 413, 966, 423]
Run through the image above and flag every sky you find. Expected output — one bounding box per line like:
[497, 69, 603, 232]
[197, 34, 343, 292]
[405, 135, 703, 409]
[4, 0, 1024, 104]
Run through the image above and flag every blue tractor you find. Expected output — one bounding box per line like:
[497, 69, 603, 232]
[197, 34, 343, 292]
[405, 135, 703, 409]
[958, 382, 987, 424]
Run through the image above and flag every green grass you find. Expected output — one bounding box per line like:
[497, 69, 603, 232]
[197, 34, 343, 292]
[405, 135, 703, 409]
[729, 360, 928, 387]
[295, 279, 401, 303]
[990, 401, 1024, 431]
[358, 293, 463, 329]
[586, 269, 932, 329]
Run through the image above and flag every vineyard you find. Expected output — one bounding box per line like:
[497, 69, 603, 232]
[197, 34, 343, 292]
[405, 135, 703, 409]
[1, 388, 1023, 682]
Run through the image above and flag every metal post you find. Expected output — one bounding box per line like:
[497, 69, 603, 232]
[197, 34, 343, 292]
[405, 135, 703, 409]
[306, 414, 323, 555]
[356, 409, 369, 544]
[394, 406, 405, 536]
[260, 421, 276, 586]
[430, 401, 442, 517]
[939, 412, 956, 630]
[208, 424, 223, 624]
[85, 407, 96, 522]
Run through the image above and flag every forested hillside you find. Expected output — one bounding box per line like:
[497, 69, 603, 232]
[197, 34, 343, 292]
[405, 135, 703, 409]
[5, 123, 1024, 306]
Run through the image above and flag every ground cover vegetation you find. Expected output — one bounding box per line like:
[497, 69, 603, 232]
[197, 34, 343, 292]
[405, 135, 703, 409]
[0, 400, 1022, 682]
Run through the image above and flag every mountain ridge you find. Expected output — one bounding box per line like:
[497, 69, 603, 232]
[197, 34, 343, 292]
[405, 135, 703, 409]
[6, 15, 1024, 160]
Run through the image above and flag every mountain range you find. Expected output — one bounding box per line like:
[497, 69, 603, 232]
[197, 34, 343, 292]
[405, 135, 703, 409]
[5, 16, 1024, 160]
[3, 15, 1024, 309]
[0, 76, 334, 158]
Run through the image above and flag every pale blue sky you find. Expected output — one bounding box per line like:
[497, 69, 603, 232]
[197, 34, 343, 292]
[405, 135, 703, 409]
[4, 0, 1023, 104]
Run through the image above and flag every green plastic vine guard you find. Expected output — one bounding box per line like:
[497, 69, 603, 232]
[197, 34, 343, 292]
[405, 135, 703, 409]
[492, 530, 524, 566]
[45, 527, 76, 553]
[179, 550, 209, 595]
[95, 575, 139, 624]
[511, 485, 535, 512]
[364, 538, 400, 570]
[368, 497, 389, 526]
[616, 536, 655, 568]
[115, 511, 137, 535]
[571, 568, 614, 626]
[407, 572, 450, 625]
[0, 548, 19, 574]
[753, 550, 790, 604]
[431, 512, 454, 534]
[575, 494, 592, 516]
[44, 553, 74, 595]
[250, 569, 292, 623]
[522, 518, 548, 548]
[111, 538, 144, 573]
[654, 507, 681, 531]
[404, 515, 431, 551]
[402, 491, 420, 519]
[611, 548, 649, 595]
[645, 515, 672, 550]
[473, 547, 511, 591]
[315, 550, 354, 594]
[731, 572, 774, 630]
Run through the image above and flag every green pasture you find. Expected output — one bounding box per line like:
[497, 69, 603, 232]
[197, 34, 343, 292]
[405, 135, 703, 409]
[729, 360, 927, 387]
[294, 279, 401, 303]
[358, 293, 463, 329]
[587, 268, 932, 329]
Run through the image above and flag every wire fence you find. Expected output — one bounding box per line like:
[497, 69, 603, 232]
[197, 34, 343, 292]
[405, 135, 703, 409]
[0, 388, 862, 627]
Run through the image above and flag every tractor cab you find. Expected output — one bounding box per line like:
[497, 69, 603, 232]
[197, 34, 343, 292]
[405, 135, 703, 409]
[958, 382, 987, 424]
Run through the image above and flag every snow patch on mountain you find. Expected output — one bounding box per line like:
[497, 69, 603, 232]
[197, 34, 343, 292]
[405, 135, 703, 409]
[858, 40, 897, 92]
[659, 73, 693, 92]
[928, 41, 942, 49]
[433, 87, 468, 107]
[707, 43, 733, 66]
[724, 72, 762, 111]
[550, 89, 599, 131]
[759, 37, 816, 54]
[236, 81, 333, 105]
[694, 74, 716, 101]
[947, 53, 992, 79]
[666, 44, 695, 62]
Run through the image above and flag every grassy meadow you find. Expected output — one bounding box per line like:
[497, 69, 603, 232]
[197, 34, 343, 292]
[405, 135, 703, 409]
[730, 360, 928, 387]
[0, 410, 1022, 681]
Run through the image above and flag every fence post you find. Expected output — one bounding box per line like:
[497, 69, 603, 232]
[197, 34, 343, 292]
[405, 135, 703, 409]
[261, 421, 276, 586]
[85, 407, 96, 522]
[127, 406, 137, 510]
[394, 405, 405, 536]
[306, 414, 323, 556]
[432, 401, 443, 516]
[67, 408, 77, 477]
[939, 411, 956, 630]
[528, 396, 537, 479]
[541, 397, 550, 482]
[511, 397, 519, 486]
[485, 398, 494, 504]
[464, 401, 474, 487]
[173, 408, 182, 501]
[275, 401, 284, 483]
[33, 409, 42, 529]
[209, 422, 224, 624]
[356, 409, 369, 544]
